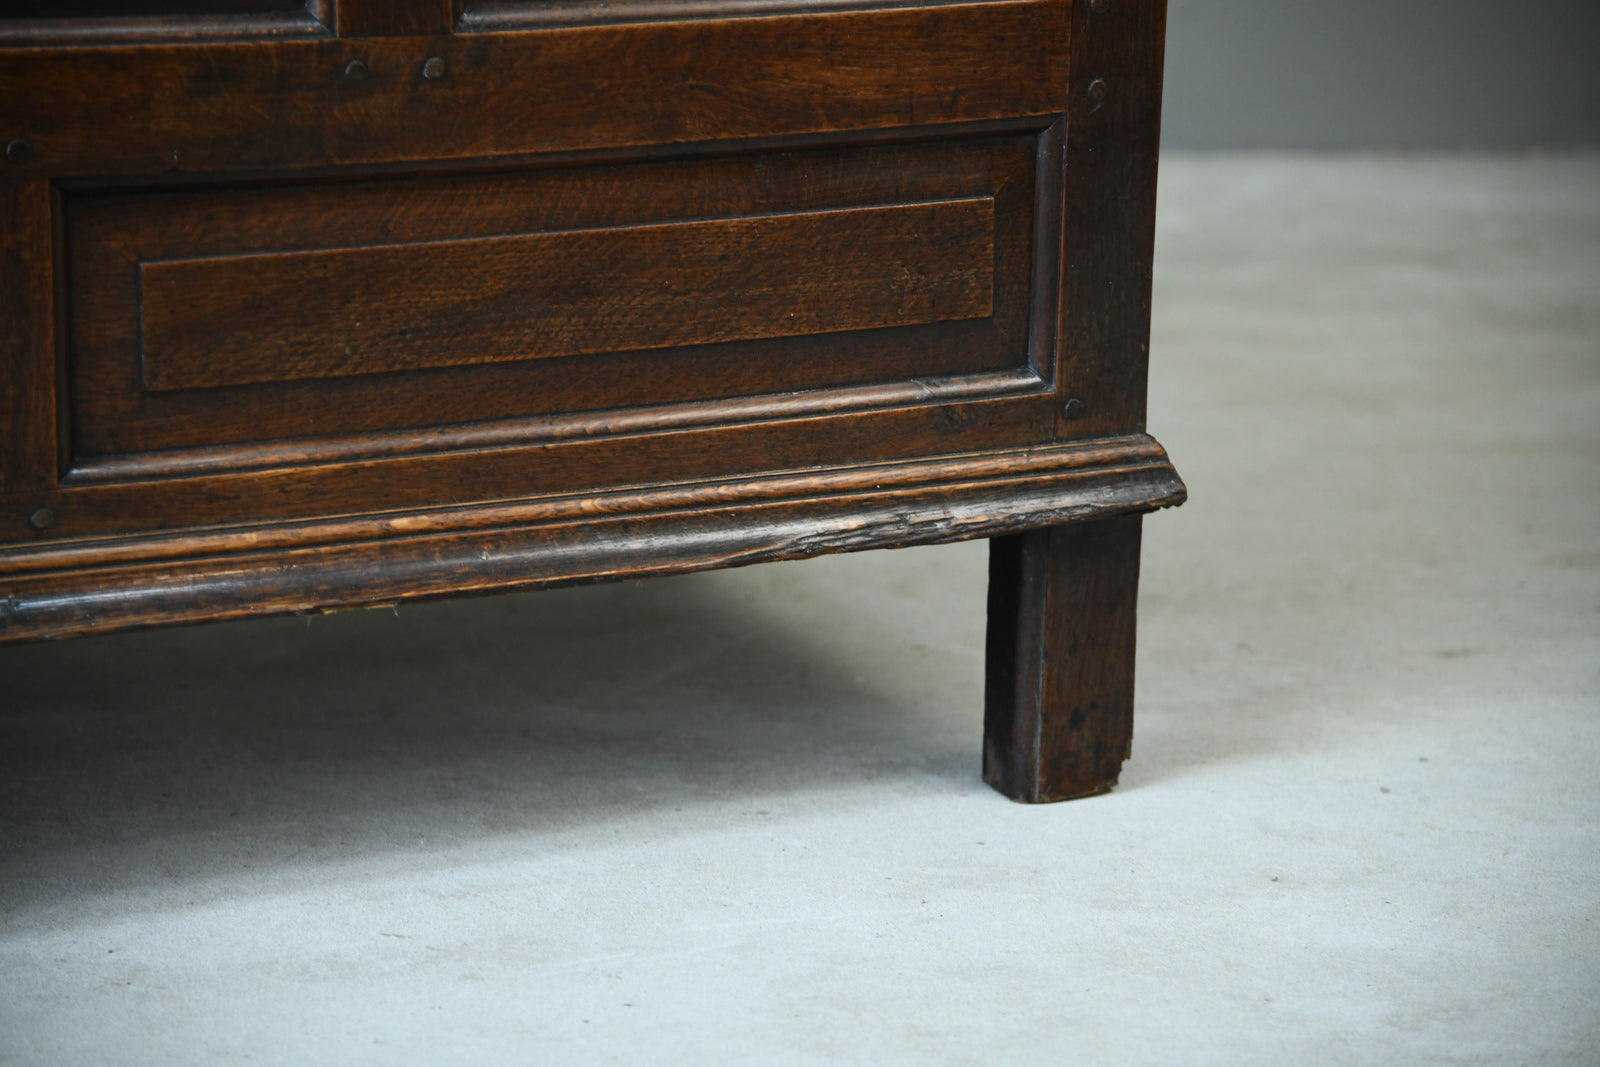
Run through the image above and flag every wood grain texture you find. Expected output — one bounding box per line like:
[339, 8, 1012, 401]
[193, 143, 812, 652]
[0, 180, 57, 494]
[0, 1, 1069, 178]
[0, 436, 1183, 643]
[66, 131, 1039, 461]
[140, 198, 995, 391]
[1054, 0, 1168, 439]
[984, 514, 1143, 802]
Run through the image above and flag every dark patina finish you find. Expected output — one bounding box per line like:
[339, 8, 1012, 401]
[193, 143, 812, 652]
[0, 0, 1182, 801]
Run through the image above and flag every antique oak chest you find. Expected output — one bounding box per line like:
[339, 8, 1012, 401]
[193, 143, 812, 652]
[0, 0, 1183, 801]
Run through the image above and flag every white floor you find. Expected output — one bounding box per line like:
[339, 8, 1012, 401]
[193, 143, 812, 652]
[3, 154, 1597, 1065]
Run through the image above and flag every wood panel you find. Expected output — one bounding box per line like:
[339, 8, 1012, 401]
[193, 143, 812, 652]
[67, 131, 1040, 462]
[0, 1, 1069, 178]
[140, 198, 995, 391]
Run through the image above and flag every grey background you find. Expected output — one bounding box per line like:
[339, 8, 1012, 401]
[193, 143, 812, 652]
[1161, 0, 1600, 149]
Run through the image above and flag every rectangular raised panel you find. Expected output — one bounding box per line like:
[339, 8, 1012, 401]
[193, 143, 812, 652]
[67, 132, 1044, 464]
[140, 199, 995, 393]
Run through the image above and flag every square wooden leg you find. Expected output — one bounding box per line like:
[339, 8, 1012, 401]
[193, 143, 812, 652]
[983, 515, 1144, 802]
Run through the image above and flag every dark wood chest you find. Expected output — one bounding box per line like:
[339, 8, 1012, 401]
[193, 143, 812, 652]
[0, 0, 1182, 800]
